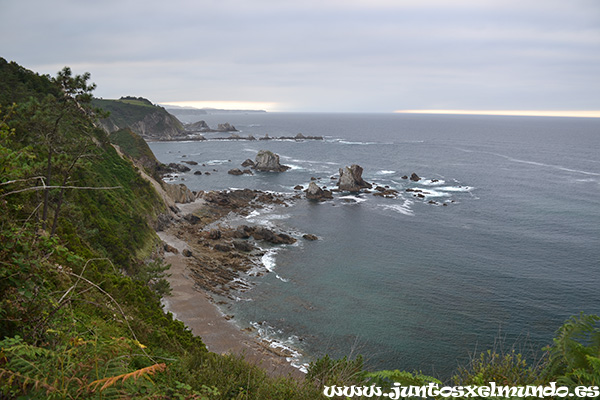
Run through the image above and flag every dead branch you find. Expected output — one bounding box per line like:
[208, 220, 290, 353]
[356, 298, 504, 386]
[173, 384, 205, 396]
[1, 185, 122, 197]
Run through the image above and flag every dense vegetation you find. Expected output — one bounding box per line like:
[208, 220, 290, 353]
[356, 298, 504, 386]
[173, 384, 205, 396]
[108, 127, 166, 180]
[1, 58, 598, 399]
[92, 97, 183, 134]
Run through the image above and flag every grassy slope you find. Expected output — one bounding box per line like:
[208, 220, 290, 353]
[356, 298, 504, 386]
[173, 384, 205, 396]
[93, 97, 184, 133]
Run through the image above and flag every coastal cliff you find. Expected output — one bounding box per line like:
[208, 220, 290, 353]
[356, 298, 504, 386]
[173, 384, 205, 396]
[93, 96, 186, 140]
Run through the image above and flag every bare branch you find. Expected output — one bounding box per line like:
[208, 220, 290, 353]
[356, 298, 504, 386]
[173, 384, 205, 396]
[0, 176, 46, 186]
[1, 185, 122, 198]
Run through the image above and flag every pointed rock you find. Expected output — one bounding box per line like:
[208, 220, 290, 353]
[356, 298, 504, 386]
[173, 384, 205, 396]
[337, 164, 372, 192]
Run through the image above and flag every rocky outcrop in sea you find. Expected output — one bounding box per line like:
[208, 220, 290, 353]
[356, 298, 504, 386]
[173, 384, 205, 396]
[305, 181, 333, 201]
[253, 150, 290, 172]
[337, 164, 373, 192]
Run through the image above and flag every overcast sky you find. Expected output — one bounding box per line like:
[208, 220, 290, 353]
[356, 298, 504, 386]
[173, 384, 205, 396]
[1, 0, 599, 113]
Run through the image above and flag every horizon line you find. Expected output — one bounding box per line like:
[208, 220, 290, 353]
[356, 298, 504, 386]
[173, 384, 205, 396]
[394, 109, 600, 118]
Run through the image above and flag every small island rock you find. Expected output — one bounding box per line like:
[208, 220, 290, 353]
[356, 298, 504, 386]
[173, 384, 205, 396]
[228, 168, 244, 175]
[337, 164, 372, 192]
[305, 181, 333, 201]
[253, 150, 290, 172]
[302, 234, 319, 241]
[410, 172, 421, 182]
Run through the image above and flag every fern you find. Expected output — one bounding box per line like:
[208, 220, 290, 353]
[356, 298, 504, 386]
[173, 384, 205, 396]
[544, 312, 600, 387]
[88, 362, 166, 392]
[365, 369, 441, 389]
[0, 368, 57, 395]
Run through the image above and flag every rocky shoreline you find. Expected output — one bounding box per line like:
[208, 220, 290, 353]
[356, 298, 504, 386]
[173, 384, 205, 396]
[152, 132, 325, 142]
[157, 189, 314, 377]
[154, 149, 463, 378]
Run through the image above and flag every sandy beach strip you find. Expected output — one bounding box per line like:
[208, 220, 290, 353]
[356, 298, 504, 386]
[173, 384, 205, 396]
[157, 200, 304, 379]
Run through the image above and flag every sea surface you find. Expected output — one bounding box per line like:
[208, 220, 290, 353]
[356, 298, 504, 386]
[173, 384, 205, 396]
[149, 112, 600, 378]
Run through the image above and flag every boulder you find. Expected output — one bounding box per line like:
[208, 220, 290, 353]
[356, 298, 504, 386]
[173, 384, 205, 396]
[232, 225, 253, 239]
[214, 243, 233, 252]
[182, 249, 193, 257]
[241, 159, 255, 168]
[228, 168, 244, 175]
[337, 164, 372, 192]
[253, 150, 290, 172]
[302, 234, 318, 241]
[233, 240, 255, 252]
[184, 213, 201, 224]
[251, 227, 275, 242]
[164, 183, 196, 203]
[410, 172, 421, 182]
[163, 243, 179, 254]
[251, 227, 297, 244]
[305, 181, 333, 201]
[167, 163, 191, 173]
[154, 213, 173, 231]
[209, 229, 221, 240]
[271, 233, 296, 245]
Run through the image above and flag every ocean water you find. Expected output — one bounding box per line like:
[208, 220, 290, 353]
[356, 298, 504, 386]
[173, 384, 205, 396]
[149, 113, 600, 378]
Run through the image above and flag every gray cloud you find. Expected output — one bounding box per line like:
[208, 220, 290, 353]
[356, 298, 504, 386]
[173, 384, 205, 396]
[1, 0, 599, 112]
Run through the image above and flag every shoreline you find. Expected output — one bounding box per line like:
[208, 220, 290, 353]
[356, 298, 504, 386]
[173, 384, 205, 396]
[158, 196, 306, 379]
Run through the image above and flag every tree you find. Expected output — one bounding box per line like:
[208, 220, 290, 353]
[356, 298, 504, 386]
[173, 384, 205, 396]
[6, 67, 112, 235]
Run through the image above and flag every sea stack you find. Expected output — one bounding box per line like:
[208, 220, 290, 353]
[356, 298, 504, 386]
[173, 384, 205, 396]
[410, 172, 421, 182]
[305, 181, 333, 201]
[337, 164, 372, 192]
[253, 150, 290, 172]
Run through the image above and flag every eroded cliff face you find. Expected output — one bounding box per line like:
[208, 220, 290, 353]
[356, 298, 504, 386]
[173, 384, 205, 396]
[129, 111, 184, 140]
[94, 98, 185, 140]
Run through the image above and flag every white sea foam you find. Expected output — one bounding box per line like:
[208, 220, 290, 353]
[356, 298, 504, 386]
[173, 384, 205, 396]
[205, 159, 231, 165]
[437, 185, 473, 192]
[338, 195, 368, 203]
[250, 321, 308, 374]
[419, 179, 446, 186]
[284, 157, 338, 166]
[245, 210, 261, 219]
[338, 140, 379, 145]
[261, 249, 278, 272]
[232, 295, 253, 302]
[285, 164, 304, 170]
[162, 174, 180, 183]
[375, 170, 396, 175]
[412, 188, 450, 198]
[379, 200, 414, 216]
